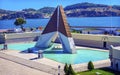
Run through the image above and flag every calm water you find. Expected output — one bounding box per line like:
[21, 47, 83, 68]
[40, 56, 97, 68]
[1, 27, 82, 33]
[0, 42, 109, 64]
[0, 17, 120, 29]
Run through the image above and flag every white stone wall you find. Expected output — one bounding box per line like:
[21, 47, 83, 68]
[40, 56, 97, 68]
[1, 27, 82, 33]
[112, 59, 120, 71]
[5, 32, 40, 39]
[0, 33, 120, 48]
[110, 47, 120, 71]
[72, 33, 120, 48]
[2, 33, 120, 43]
[113, 50, 120, 59]
[72, 33, 120, 43]
[0, 32, 40, 43]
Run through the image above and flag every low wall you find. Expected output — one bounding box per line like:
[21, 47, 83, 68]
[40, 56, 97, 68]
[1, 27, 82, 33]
[0, 32, 120, 48]
[3, 32, 40, 43]
[72, 33, 120, 43]
[5, 32, 40, 39]
[72, 33, 120, 48]
[73, 59, 110, 72]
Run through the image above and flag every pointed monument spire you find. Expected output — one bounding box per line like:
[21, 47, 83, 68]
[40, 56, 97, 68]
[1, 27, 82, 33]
[42, 6, 71, 37]
[35, 5, 76, 53]
[42, 7, 58, 34]
[58, 6, 71, 37]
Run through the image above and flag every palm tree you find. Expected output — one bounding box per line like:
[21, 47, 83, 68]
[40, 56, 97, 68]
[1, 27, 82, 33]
[14, 18, 26, 31]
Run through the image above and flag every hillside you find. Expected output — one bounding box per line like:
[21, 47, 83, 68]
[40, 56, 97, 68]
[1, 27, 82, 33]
[0, 7, 55, 20]
[0, 2, 120, 20]
[64, 2, 120, 17]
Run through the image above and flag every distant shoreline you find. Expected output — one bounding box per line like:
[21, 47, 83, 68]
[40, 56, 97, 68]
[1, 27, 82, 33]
[0, 17, 120, 32]
[0, 16, 120, 20]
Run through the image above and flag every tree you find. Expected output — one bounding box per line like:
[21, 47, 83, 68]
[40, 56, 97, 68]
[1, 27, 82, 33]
[14, 18, 26, 31]
[64, 63, 69, 75]
[68, 64, 76, 75]
[88, 61, 94, 71]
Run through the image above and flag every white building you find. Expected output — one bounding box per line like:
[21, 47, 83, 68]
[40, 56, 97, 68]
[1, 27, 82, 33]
[115, 31, 120, 36]
[109, 45, 120, 71]
[82, 29, 104, 34]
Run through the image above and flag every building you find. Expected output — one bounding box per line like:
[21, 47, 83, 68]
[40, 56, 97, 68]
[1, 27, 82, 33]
[109, 45, 120, 71]
[115, 30, 120, 36]
[81, 29, 104, 34]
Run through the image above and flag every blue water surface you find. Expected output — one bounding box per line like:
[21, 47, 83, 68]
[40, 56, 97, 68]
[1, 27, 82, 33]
[0, 42, 109, 64]
[0, 17, 120, 29]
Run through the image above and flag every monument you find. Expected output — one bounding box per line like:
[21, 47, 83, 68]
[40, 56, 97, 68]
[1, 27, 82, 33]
[34, 6, 76, 53]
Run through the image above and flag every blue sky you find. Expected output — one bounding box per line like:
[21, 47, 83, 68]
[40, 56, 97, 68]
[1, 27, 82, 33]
[1, 0, 120, 10]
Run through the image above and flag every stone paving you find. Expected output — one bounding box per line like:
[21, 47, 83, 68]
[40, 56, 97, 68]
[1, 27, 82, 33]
[0, 50, 64, 75]
[0, 58, 51, 75]
[0, 48, 110, 75]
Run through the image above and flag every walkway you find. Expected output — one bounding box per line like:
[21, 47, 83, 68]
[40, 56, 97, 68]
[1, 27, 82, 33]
[0, 50, 64, 75]
[0, 58, 51, 75]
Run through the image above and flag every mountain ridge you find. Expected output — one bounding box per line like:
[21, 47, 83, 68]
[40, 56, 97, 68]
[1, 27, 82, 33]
[0, 2, 120, 20]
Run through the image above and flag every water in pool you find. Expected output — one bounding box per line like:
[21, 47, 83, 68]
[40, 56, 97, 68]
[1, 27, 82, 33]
[0, 42, 109, 64]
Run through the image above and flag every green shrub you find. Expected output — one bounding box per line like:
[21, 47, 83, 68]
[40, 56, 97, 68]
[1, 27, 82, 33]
[68, 64, 76, 75]
[64, 63, 76, 75]
[88, 61, 94, 71]
[14, 18, 26, 31]
[64, 63, 69, 74]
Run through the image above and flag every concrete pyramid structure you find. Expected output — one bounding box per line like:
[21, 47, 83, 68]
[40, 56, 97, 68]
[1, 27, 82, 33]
[35, 6, 76, 53]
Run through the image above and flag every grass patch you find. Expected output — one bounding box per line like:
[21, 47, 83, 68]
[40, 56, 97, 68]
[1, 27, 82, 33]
[77, 67, 120, 75]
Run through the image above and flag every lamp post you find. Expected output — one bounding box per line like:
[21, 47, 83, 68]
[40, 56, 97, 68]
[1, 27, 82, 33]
[3, 43, 8, 50]
[38, 50, 43, 58]
[58, 65, 60, 75]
